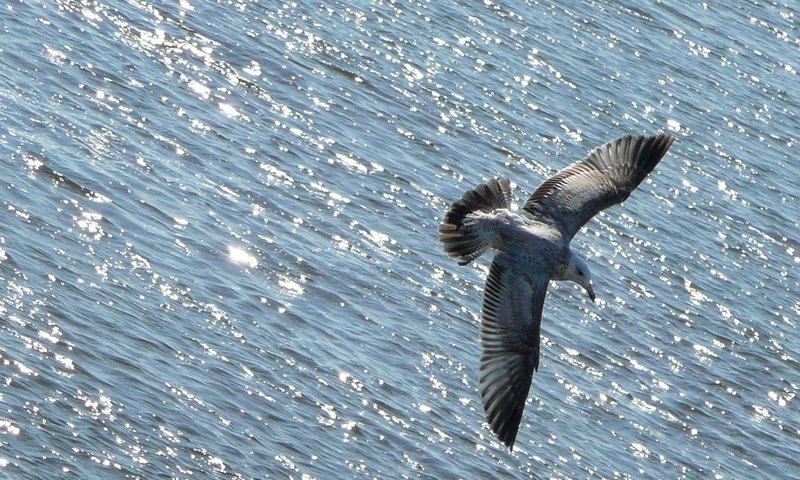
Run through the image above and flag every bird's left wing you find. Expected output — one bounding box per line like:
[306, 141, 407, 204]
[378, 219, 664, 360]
[523, 134, 674, 241]
[479, 255, 550, 450]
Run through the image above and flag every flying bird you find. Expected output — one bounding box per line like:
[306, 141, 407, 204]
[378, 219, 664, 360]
[439, 134, 675, 450]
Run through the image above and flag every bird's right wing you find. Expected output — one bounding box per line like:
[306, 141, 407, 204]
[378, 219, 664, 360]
[522, 134, 674, 241]
[479, 255, 550, 450]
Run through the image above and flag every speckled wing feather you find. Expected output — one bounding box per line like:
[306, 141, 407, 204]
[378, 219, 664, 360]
[522, 134, 674, 241]
[479, 255, 549, 450]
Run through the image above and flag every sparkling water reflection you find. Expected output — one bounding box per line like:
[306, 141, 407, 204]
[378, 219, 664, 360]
[1, 0, 798, 478]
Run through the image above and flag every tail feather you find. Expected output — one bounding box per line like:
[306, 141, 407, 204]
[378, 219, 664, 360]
[439, 178, 512, 265]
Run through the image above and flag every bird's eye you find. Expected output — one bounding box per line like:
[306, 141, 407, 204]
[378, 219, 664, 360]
[577, 268, 583, 276]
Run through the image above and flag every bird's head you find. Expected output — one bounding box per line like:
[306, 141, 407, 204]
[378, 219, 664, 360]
[566, 254, 595, 302]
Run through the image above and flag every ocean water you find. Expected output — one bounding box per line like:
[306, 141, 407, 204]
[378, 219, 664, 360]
[1, 1, 798, 478]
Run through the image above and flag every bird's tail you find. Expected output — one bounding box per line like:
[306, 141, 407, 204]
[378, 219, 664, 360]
[439, 178, 512, 266]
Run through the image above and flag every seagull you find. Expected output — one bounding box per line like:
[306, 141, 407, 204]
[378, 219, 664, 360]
[438, 134, 675, 450]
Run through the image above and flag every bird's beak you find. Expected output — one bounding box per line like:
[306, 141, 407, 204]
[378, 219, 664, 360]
[586, 284, 596, 303]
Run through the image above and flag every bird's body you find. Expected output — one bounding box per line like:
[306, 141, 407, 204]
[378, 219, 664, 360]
[439, 134, 675, 450]
[471, 209, 568, 267]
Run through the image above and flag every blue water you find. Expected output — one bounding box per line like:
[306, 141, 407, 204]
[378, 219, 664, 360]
[1, 1, 798, 478]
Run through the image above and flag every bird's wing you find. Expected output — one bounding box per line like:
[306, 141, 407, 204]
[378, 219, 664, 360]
[479, 255, 550, 450]
[522, 134, 674, 241]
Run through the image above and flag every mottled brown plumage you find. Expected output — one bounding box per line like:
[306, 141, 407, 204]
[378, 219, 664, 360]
[439, 134, 675, 450]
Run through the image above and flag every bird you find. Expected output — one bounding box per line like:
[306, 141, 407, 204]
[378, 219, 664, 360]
[438, 133, 675, 450]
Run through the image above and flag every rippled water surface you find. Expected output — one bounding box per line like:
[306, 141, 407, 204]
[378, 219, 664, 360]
[1, 1, 798, 478]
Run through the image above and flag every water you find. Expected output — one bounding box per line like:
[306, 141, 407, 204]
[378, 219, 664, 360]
[1, 1, 798, 478]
